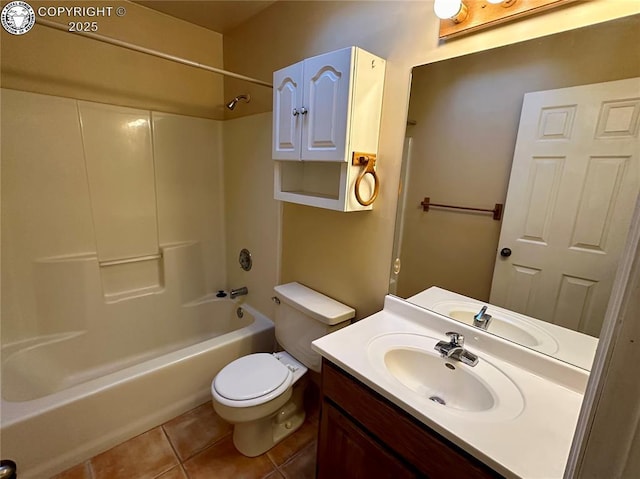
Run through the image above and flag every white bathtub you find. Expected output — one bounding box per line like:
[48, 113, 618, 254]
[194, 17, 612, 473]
[0, 300, 275, 478]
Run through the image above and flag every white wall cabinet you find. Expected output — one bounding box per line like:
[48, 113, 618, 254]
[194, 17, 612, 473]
[272, 46, 386, 211]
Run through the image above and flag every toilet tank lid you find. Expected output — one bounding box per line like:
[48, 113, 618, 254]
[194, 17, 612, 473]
[274, 282, 355, 325]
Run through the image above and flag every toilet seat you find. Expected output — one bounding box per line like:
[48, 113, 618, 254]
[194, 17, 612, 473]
[213, 353, 293, 407]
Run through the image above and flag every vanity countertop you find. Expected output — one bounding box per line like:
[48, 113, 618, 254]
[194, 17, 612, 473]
[312, 295, 587, 479]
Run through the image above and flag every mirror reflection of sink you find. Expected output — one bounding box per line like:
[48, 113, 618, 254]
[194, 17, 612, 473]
[368, 333, 524, 420]
[432, 301, 559, 355]
[449, 310, 538, 346]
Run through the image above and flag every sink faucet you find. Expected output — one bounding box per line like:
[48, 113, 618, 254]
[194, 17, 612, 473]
[473, 305, 492, 330]
[230, 286, 248, 299]
[434, 332, 478, 367]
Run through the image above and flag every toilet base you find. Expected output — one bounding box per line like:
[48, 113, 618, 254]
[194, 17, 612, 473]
[215, 377, 308, 457]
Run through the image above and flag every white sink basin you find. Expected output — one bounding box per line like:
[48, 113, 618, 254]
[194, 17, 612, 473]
[385, 348, 494, 411]
[368, 333, 524, 420]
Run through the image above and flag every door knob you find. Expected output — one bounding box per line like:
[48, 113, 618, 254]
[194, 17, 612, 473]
[500, 247, 512, 257]
[292, 108, 299, 116]
[300, 106, 308, 115]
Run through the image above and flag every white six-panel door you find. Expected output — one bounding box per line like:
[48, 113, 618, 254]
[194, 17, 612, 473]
[490, 78, 640, 336]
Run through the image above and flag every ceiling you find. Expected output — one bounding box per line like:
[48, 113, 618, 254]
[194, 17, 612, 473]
[134, 1, 277, 34]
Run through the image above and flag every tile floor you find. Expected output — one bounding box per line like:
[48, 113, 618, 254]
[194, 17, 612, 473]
[51, 399, 319, 479]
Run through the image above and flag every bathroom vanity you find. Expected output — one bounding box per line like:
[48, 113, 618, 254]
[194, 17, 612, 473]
[312, 295, 587, 478]
[317, 359, 501, 478]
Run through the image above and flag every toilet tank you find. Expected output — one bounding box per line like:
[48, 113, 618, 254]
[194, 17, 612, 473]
[273, 282, 355, 372]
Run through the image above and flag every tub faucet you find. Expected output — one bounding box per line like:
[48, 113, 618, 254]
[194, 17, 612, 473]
[473, 305, 492, 330]
[434, 332, 478, 367]
[230, 286, 248, 299]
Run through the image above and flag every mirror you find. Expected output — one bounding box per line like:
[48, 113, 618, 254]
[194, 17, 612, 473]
[390, 15, 640, 370]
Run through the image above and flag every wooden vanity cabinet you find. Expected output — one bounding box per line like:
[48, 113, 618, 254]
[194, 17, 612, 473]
[317, 359, 504, 479]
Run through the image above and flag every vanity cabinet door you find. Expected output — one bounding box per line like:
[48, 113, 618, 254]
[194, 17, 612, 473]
[318, 401, 417, 479]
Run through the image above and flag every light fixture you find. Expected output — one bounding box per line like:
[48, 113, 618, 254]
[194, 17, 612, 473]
[437, 0, 568, 39]
[433, 0, 469, 23]
[487, 0, 517, 6]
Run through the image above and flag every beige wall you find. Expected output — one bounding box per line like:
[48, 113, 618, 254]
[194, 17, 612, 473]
[223, 113, 281, 319]
[397, 16, 640, 301]
[1, 1, 225, 119]
[223, 0, 640, 319]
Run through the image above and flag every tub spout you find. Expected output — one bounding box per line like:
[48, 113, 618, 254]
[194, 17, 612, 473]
[230, 286, 248, 299]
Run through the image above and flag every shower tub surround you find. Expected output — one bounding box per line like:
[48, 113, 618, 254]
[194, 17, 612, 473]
[0, 89, 276, 477]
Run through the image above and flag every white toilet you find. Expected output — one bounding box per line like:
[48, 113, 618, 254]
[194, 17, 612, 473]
[211, 282, 355, 457]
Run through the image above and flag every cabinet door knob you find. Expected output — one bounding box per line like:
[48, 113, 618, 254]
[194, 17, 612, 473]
[300, 106, 308, 115]
[292, 108, 299, 116]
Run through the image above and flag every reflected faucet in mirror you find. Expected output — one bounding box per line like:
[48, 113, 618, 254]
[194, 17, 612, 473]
[388, 15, 640, 370]
[473, 306, 492, 330]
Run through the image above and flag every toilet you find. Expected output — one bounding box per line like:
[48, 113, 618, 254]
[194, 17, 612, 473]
[211, 282, 355, 457]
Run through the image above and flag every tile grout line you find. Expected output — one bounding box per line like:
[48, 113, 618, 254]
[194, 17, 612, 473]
[279, 439, 317, 471]
[160, 424, 182, 461]
[266, 452, 279, 470]
[176, 463, 190, 479]
[156, 426, 184, 479]
[175, 429, 235, 467]
[163, 402, 234, 465]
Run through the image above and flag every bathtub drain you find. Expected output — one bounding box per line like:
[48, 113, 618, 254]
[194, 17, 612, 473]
[236, 307, 244, 318]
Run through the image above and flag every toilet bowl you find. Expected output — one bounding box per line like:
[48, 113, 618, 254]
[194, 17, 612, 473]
[212, 352, 307, 457]
[211, 282, 355, 457]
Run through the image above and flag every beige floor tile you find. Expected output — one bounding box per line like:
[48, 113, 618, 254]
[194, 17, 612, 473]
[156, 465, 188, 479]
[163, 402, 232, 461]
[263, 470, 285, 479]
[183, 435, 275, 479]
[90, 427, 178, 479]
[266, 414, 319, 467]
[279, 441, 317, 479]
[51, 462, 92, 479]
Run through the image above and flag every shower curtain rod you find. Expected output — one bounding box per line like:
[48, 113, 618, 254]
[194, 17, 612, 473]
[36, 18, 273, 89]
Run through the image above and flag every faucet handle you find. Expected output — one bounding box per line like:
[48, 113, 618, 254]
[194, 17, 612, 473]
[445, 331, 464, 346]
[474, 305, 488, 320]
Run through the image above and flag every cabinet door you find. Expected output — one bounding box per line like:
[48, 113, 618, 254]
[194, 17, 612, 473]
[273, 61, 303, 160]
[318, 401, 418, 479]
[301, 48, 352, 161]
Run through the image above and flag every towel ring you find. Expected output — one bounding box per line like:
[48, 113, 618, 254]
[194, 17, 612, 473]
[353, 152, 380, 207]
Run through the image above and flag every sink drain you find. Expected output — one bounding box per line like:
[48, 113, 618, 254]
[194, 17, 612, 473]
[429, 395, 446, 405]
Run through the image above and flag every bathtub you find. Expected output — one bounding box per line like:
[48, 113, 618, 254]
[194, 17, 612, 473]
[0, 300, 275, 479]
